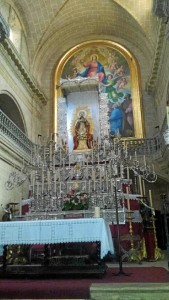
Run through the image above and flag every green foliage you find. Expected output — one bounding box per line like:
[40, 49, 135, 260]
[62, 193, 88, 211]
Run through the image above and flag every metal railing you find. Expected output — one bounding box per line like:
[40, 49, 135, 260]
[0, 108, 168, 159]
[0, 109, 32, 155]
[124, 135, 166, 157]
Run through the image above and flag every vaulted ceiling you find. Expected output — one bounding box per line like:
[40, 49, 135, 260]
[11, 0, 158, 96]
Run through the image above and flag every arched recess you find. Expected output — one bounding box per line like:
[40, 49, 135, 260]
[54, 40, 144, 141]
[0, 1, 30, 67]
[0, 92, 26, 133]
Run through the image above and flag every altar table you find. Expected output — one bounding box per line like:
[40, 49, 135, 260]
[0, 218, 114, 259]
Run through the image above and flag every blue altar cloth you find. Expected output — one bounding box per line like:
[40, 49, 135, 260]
[0, 218, 114, 259]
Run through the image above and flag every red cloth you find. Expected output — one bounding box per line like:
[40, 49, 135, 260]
[124, 198, 140, 210]
[109, 222, 143, 256]
[22, 204, 29, 215]
[144, 228, 156, 261]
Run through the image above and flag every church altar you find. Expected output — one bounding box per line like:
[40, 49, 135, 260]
[0, 218, 114, 258]
[2, 77, 158, 272]
[0, 218, 114, 277]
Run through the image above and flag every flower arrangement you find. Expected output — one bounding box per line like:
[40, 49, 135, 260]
[62, 190, 89, 211]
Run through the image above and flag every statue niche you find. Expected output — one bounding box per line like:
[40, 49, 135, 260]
[72, 109, 93, 151]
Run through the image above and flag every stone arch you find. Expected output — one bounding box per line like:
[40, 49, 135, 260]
[53, 40, 144, 139]
[0, 91, 26, 133]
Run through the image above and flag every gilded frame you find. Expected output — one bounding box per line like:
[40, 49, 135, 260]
[53, 40, 144, 139]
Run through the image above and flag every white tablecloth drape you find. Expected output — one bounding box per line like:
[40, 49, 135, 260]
[0, 218, 114, 259]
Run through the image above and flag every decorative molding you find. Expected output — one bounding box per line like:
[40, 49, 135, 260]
[1, 39, 47, 105]
[146, 19, 166, 94]
[0, 13, 47, 105]
[0, 14, 9, 42]
[147, 0, 169, 94]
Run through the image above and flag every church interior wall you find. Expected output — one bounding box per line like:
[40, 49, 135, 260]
[0, 143, 29, 216]
[0, 0, 30, 68]
[142, 92, 159, 138]
[0, 159, 16, 220]
[0, 51, 43, 143]
[145, 178, 169, 212]
[0, 160, 29, 220]
[0, 0, 168, 226]
[153, 40, 169, 129]
[0, 52, 44, 210]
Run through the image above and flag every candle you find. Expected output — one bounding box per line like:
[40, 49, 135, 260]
[149, 189, 153, 207]
[48, 171, 50, 191]
[111, 179, 113, 194]
[143, 155, 146, 165]
[53, 153, 55, 167]
[142, 180, 145, 196]
[50, 144, 52, 161]
[103, 140, 105, 156]
[41, 166, 44, 192]
[86, 158, 89, 178]
[167, 106, 169, 126]
[94, 179, 96, 191]
[37, 182, 39, 197]
[44, 146, 46, 161]
[106, 171, 108, 191]
[100, 168, 102, 189]
[60, 148, 62, 163]
[58, 169, 61, 181]
[89, 180, 91, 193]
[94, 207, 100, 218]
[120, 164, 123, 178]
[19, 193, 22, 217]
[92, 168, 95, 181]
[32, 176, 35, 196]
[125, 142, 128, 153]
[126, 186, 130, 210]
[139, 175, 143, 196]
[54, 173, 56, 194]
[54, 133, 57, 143]
[127, 166, 129, 179]
[31, 172, 33, 186]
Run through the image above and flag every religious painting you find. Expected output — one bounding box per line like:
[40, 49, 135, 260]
[66, 91, 100, 152]
[55, 41, 143, 151]
[61, 45, 134, 139]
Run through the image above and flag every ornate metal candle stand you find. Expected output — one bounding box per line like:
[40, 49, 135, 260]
[120, 209, 142, 263]
[5, 131, 157, 222]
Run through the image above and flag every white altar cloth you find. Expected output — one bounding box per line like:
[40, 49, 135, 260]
[0, 218, 114, 259]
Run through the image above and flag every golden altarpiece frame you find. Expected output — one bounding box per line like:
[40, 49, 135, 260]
[53, 40, 144, 152]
